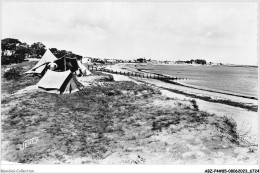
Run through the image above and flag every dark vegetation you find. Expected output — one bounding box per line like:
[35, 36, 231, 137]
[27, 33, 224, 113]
[1, 38, 82, 65]
[190, 99, 199, 111]
[3, 67, 22, 80]
[175, 59, 207, 65]
[2, 62, 40, 94]
[1, 38, 46, 65]
[91, 71, 114, 82]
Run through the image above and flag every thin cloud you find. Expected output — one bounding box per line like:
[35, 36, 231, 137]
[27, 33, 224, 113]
[2, 1, 258, 65]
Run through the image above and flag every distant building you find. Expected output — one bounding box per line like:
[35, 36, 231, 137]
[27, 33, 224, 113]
[3, 50, 14, 56]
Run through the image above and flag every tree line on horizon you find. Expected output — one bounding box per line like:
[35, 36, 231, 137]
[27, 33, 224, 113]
[1, 38, 82, 65]
[2, 38, 208, 66]
[184, 59, 207, 65]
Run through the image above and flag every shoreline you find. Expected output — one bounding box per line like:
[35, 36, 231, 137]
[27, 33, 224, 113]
[137, 68, 257, 100]
[132, 62, 257, 67]
[108, 63, 258, 112]
[132, 64, 257, 100]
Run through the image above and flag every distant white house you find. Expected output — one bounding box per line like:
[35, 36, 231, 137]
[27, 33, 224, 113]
[3, 50, 14, 56]
[82, 57, 92, 63]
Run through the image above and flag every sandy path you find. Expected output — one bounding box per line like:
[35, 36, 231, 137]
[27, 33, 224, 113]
[160, 89, 258, 143]
[132, 77, 258, 139]
[133, 77, 257, 105]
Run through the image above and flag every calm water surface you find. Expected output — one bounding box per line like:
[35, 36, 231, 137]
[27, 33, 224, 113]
[138, 65, 258, 98]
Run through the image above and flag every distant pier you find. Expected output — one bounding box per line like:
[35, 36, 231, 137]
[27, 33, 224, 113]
[87, 65, 188, 82]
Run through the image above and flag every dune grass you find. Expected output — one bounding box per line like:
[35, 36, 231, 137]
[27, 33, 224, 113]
[2, 79, 255, 164]
[1, 61, 40, 94]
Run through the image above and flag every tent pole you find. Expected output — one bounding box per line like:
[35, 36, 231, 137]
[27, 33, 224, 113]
[64, 58, 66, 71]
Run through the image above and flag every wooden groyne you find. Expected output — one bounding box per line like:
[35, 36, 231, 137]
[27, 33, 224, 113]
[87, 65, 188, 82]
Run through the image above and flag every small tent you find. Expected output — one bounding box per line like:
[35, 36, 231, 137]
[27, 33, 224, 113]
[37, 70, 84, 94]
[54, 56, 79, 73]
[25, 49, 58, 75]
[76, 60, 92, 76]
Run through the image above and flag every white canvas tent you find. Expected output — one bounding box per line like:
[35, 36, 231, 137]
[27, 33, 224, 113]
[25, 49, 58, 74]
[37, 70, 84, 94]
[76, 60, 92, 76]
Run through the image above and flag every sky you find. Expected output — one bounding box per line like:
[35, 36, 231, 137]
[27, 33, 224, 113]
[2, 1, 258, 65]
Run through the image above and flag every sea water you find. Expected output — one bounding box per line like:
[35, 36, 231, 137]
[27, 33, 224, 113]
[138, 64, 258, 99]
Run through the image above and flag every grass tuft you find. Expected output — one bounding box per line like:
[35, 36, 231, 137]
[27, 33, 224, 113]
[3, 67, 22, 80]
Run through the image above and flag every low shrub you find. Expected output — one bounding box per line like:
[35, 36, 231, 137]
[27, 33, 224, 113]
[102, 74, 114, 82]
[1, 55, 26, 65]
[3, 67, 22, 80]
[190, 99, 199, 111]
[223, 116, 239, 144]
